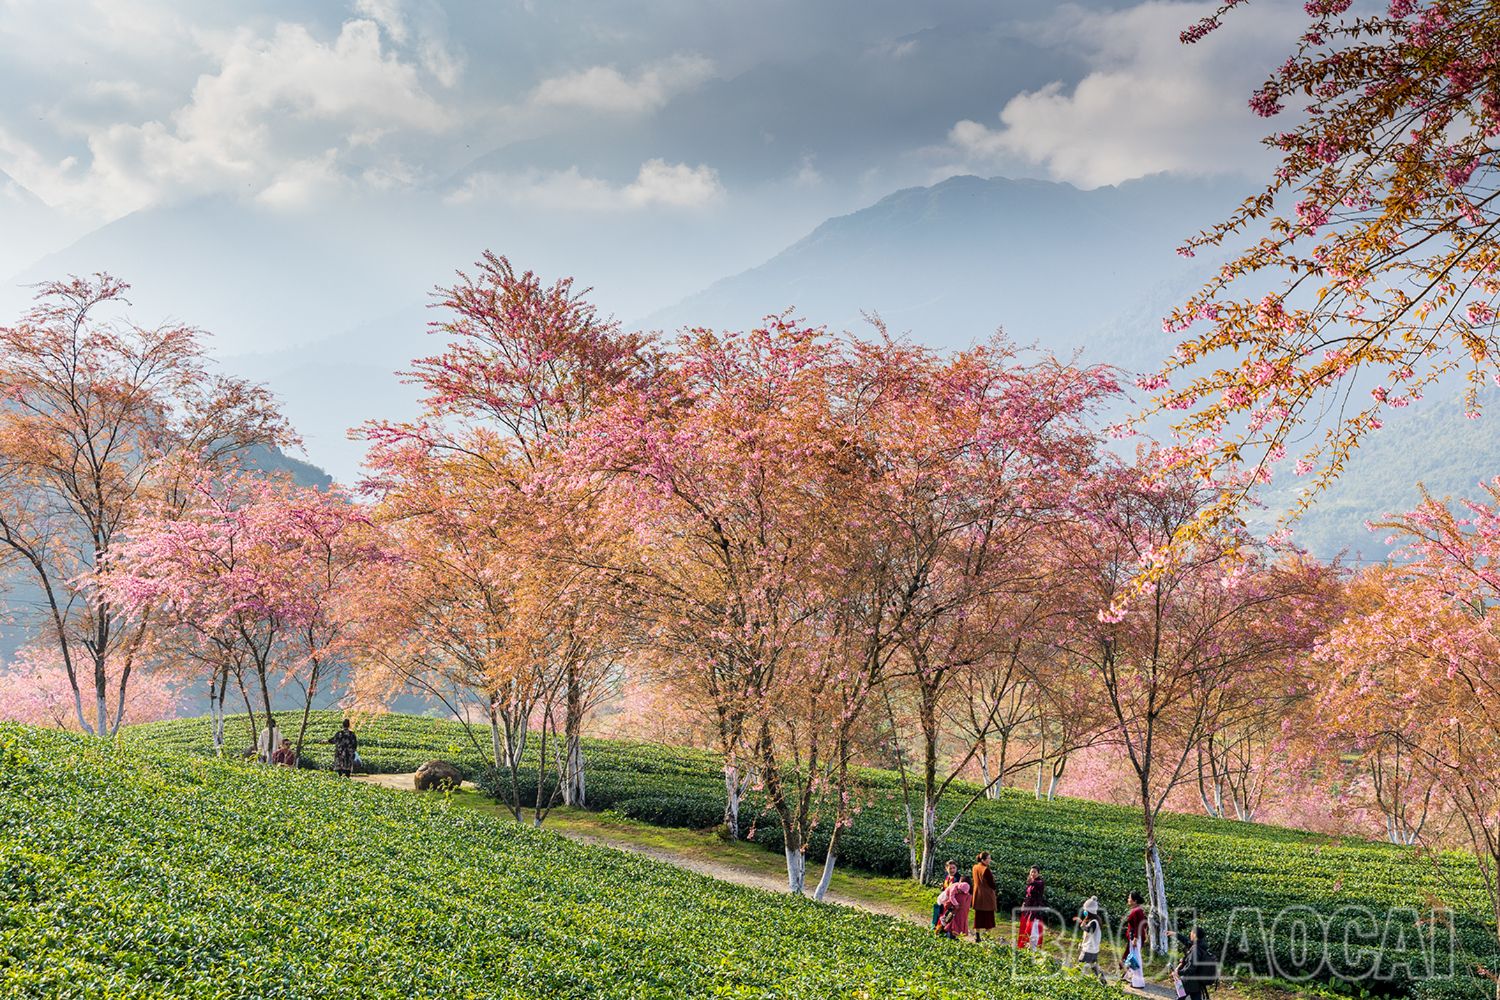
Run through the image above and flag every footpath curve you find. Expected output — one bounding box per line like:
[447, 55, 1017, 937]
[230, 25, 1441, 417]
[355, 771, 1174, 998]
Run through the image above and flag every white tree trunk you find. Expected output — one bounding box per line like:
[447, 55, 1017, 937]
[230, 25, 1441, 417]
[571, 739, 586, 807]
[489, 712, 505, 769]
[813, 848, 836, 901]
[785, 846, 807, 895]
[210, 688, 226, 753]
[1144, 841, 1171, 954]
[919, 800, 938, 883]
[560, 736, 586, 806]
[979, 747, 1000, 800]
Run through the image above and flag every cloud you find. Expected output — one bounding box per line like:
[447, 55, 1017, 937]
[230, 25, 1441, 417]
[450, 158, 724, 211]
[354, 0, 409, 44]
[530, 54, 714, 114]
[4, 13, 457, 218]
[353, 0, 466, 86]
[942, 1, 1298, 188]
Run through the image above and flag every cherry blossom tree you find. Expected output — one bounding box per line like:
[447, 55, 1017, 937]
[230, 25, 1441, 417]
[1054, 454, 1337, 952]
[0, 642, 179, 731]
[581, 317, 852, 891]
[354, 253, 645, 816]
[99, 475, 378, 756]
[0, 276, 289, 735]
[857, 336, 1117, 882]
[1316, 482, 1500, 992]
[1142, 0, 1500, 547]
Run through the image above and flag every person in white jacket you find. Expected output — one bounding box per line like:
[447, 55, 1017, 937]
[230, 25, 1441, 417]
[1074, 896, 1105, 984]
[255, 721, 284, 764]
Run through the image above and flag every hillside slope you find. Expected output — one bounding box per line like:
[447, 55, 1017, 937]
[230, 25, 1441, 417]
[131, 711, 1496, 999]
[0, 723, 1106, 1000]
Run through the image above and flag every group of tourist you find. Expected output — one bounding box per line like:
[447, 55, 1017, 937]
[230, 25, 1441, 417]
[931, 854, 1045, 945]
[255, 719, 360, 777]
[932, 859, 1216, 997]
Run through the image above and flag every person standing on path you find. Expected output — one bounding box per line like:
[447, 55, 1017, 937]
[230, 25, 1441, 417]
[328, 718, 358, 778]
[255, 721, 284, 763]
[932, 859, 960, 928]
[1017, 864, 1046, 949]
[971, 852, 998, 942]
[1074, 895, 1105, 984]
[1174, 927, 1216, 1000]
[1122, 890, 1148, 990]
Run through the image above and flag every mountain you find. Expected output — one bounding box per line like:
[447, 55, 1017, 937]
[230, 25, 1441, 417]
[644, 173, 1238, 367]
[245, 445, 335, 490]
[1254, 387, 1500, 561]
[0, 171, 81, 282]
[226, 304, 433, 482]
[0, 196, 451, 358]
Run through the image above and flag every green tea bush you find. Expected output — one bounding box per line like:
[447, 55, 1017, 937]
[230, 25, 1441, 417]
[2, 723, 1114, 1000]
[122, 712, 1497, 998]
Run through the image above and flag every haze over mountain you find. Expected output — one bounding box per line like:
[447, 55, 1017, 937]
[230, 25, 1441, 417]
[0, 172, 82, 281]
[645, 172, 1237, 363]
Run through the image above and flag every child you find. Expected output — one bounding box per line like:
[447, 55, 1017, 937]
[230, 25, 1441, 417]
[931, 860, 959, 929]
[1073, 896, 1105, 984]
[935, 884, 956, 938]
[945, 876, 973, 939]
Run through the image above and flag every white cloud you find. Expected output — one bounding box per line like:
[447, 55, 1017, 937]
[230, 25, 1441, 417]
[254, 150, 345, 209]
[354, 0, 409, 44]
[793, 155, 823, 188]
[942, 1, 1297, 188]
[450, 158, 724, 211]
[530, 54, 714, 114]
[3, 14, 457, 219]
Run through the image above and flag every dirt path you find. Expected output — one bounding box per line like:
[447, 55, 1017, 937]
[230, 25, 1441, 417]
[356, 772, 1174, 997]
[354, 772, 908, 917]
[557, 828, 920, 922]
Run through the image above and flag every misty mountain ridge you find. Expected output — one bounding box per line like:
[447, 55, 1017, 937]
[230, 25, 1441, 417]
[645, 172, 1239, 368]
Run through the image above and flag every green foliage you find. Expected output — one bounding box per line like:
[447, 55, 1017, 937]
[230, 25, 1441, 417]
[1, 723, 1116, 1000]
[124, 713, 1496, 998]
[127, 710, 497, 778]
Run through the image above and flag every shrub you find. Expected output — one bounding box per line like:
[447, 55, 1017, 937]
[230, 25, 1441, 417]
[2, 723, 1110, 1000]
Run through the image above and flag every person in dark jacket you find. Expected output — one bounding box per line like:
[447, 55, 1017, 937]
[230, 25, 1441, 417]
[1175, 927, 1216, 1000]
[327, 718, 358, 777]
[1017, 864, 1046, 949]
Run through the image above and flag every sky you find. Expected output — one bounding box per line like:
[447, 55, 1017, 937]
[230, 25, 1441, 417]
[0, 0, 1304, 478]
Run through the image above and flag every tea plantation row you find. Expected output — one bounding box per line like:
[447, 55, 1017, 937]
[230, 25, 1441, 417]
[1, 722, 1115, 1000]
[126, 712, 1496, 998]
